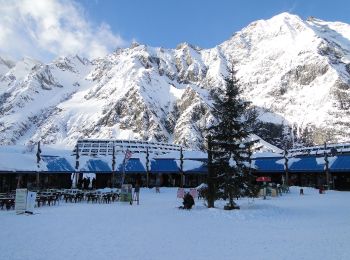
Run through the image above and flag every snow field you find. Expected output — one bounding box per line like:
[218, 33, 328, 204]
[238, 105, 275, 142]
[0, 187, 349, 260]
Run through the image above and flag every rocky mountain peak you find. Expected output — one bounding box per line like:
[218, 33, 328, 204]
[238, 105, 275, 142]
[1, 13, 350, 149]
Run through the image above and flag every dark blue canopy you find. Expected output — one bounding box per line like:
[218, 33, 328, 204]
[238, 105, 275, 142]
[330, 155, 350, 172]
[42, 156, 74, 172]
[84, 159, 111, 172]
[119, 158, 146, 173]
[9, 153, 350, 175]
[290, 157, 324, 173]
[253, 157, 284, 173]
[184, 161, 207, 174]
[151, 159, 179, 173]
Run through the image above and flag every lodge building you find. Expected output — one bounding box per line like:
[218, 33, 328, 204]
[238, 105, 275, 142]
[1, 139, 350, 192]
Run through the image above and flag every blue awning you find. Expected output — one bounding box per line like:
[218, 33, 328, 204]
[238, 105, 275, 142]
[84, 159, 111, 172]
[42, 156, 74, 172]
[119, 158, 146, 173]
[253, 157, 284, 173]
[184, 160, 208, 174]
[289, 156, 324, 173]
[330, 155, 350, 172]
[151, 159, 179, 173]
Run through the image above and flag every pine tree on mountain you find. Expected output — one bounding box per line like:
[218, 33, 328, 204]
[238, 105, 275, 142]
[208, 66, 257, 210]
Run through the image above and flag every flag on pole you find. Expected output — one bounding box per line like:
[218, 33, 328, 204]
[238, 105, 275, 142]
[121, 149, 132, 186]
[36, 141, 42, 188]
[75, 144, 80, 170]
[112, 145, 116, 172]
[36, 141, 41, 167]
[124, 149, 132, 163]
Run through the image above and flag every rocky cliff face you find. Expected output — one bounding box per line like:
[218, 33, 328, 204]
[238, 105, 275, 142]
[1, 13, 350, 149]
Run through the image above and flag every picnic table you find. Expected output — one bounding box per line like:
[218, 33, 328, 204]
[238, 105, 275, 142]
[36, 192, 60, 207]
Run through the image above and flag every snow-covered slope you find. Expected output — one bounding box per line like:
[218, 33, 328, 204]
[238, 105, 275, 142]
[220, 13, 350, 144]
[1, 13, 350, 149]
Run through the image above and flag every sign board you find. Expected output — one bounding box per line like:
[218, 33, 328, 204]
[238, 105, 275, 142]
[256, 176, 271, 182]
[189, 188, 197, 199]
[15, 189, 27, 214]
[15, 189, 37, 214]
[26, 191, 37, 214]
[120, 184, 132, 203]
[177, 188, 185, 198]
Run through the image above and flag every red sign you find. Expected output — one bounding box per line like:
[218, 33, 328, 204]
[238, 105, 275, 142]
[256, 176, 271, 182]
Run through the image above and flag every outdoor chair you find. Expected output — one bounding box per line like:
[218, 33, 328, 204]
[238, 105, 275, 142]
[64, 194, 74, 203]
[74, 193, 84, 203]
[47, 195, 59, 206]
[6, 199, 14, 210]
[112, 193, 119, 202]
[102, 194, 111, 204]
[38, 196, 48, 207]
[0, 198, 14, 210]
[87, 193, 98, 203]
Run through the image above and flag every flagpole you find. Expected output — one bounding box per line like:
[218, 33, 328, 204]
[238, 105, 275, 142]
[112, 144, 116, 188]
[121, 159, 126, 186]
[121, 149, 132, 186]
[74, 143, 80, 188]
[36, 141, 41, 190]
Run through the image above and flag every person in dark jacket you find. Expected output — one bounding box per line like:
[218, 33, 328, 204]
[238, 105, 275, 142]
[92, 178, 96, 190]
[181, 192, 195, 209]
[133, 182, 140, 205]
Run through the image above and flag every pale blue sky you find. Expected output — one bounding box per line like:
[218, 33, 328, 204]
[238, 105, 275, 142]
[78, 0, 350, 49]
[1, 0, 349, 61]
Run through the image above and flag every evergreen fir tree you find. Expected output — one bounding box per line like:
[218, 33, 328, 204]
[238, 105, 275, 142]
[208, 66, 257, 210]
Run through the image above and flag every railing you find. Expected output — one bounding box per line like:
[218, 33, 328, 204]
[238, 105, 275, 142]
[288, 142, 350, 157]
[73, 139, 183, 156]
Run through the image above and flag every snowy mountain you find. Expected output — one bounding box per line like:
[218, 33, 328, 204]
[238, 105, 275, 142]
[1, 12, 350, 149]
[0, 57, 15, 78]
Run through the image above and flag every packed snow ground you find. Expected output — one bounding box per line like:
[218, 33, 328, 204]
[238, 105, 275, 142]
[1, 187, 349, 260]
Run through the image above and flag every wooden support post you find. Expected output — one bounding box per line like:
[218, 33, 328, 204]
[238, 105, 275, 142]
[207, 135, 215, 208]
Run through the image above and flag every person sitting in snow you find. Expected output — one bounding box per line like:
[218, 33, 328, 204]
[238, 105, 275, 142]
[180, 192, 195, 210]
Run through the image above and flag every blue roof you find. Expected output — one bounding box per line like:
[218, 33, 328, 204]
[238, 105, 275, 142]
[290, 157, 324, 172]
[84, 159, 111, 172]
[330, 155, 350, 172]
[253, 157, 284, 173]
[8, 153, 350, 175]
[185, 162, 207, 174]
[119, 158, 146, 173]
[42, 156, 74, 172]
[151, 159, 179, 173]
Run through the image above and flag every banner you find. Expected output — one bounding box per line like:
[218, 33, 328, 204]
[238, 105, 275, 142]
[124, 149, 132, 163]
[120, 184, 132, 203]
[15, 189, 27, 214]
[26, 191, 37, 214]
[189, 188, 197, 199]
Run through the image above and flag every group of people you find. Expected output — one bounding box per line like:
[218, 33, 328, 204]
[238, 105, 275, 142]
[77, 177, 96, 190]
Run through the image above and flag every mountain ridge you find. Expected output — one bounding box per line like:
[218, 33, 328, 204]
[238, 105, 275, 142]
[1, 12, 350, 149]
